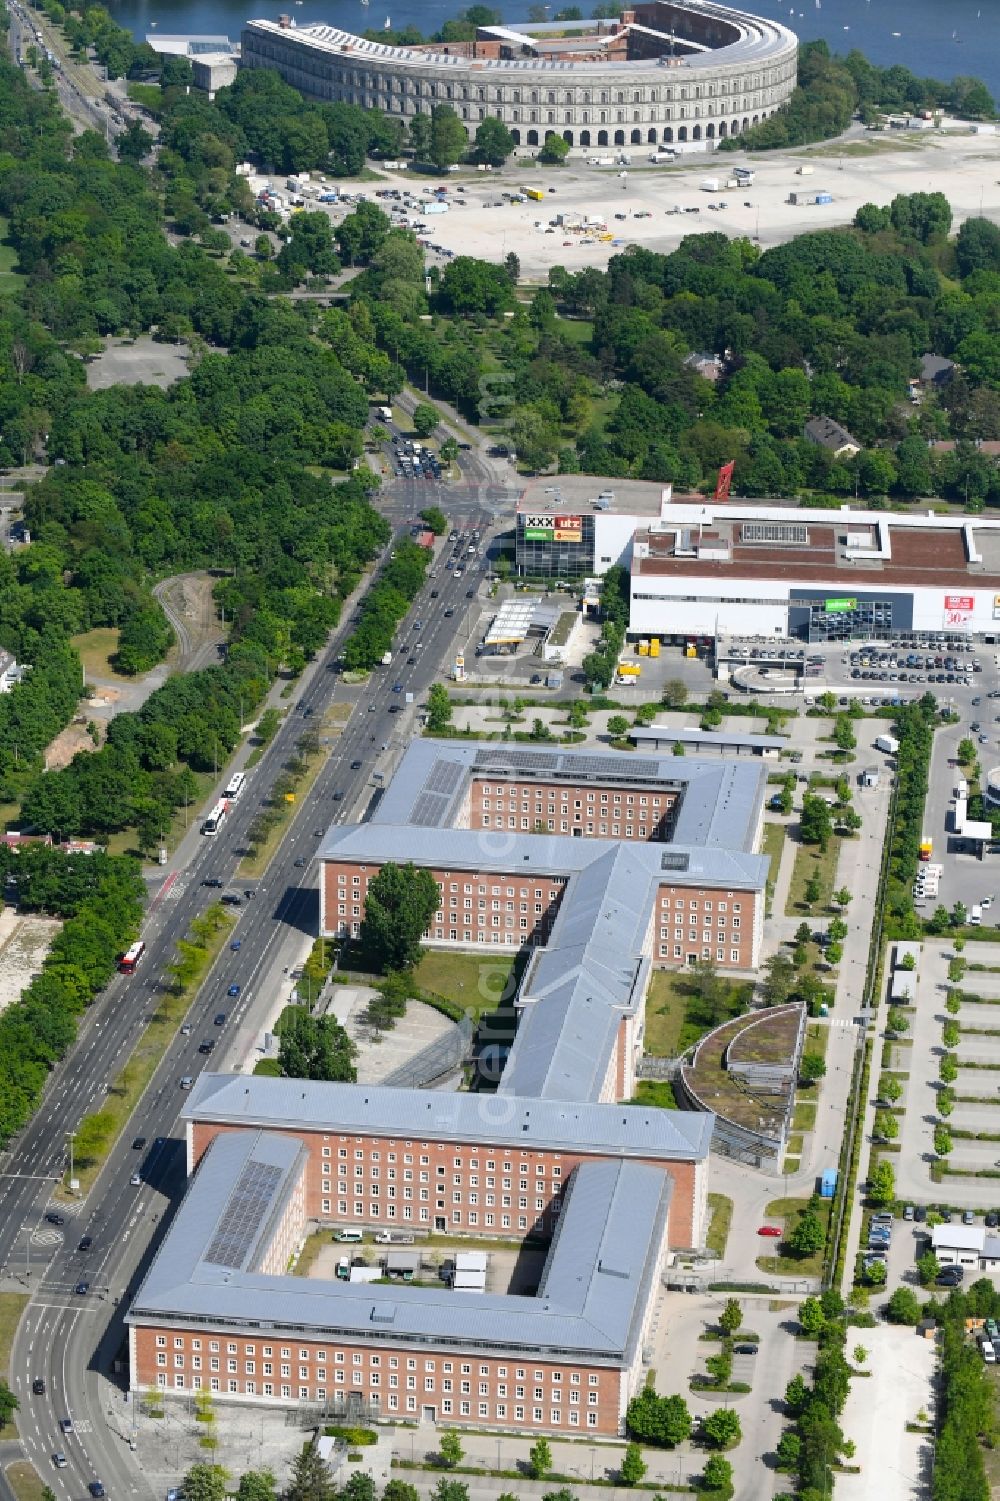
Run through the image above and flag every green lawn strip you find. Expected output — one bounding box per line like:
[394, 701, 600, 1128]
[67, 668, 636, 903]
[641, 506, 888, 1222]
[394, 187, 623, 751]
[792, 1099, 818, 1132]
[705, 1193, 733, 1258]
[631, 1080, 678, 1109]
[56, 907, 234, 1198]
[291, 1229, 328, 1277]
[786, 836, 842, 916]
[0, 1293, 29, 1439]
[805, 1020, 830, 1060]
[756, 1195, 831, 1278]
[760, 821, 787, 917]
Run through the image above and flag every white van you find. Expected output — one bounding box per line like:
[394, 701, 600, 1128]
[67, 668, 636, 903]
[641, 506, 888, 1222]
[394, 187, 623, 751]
[333, 1228, 364, 1243]
[972, 904, 983, 926]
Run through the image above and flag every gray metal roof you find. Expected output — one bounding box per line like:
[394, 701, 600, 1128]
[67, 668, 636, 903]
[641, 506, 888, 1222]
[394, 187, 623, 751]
[631, 726, 785, 752]
[129, 1134, 672, 1363]
[319, 823, 767, 890]
[183, 1075, 713, 1160]
[365, 738, 767, 850]
[319, 741, 766, 1108]
[501, 845, 656, 1100]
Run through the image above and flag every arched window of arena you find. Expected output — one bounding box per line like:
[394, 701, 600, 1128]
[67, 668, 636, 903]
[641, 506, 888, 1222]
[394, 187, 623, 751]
[597, 129, 608, 145]
[527, 129, 538, 145]
[580, 129, 590, 145]
[614, 129, 624, 144]
[562, 130, 573, 145]
[647, 128, 657, 143]
[630, 128, 641, 144]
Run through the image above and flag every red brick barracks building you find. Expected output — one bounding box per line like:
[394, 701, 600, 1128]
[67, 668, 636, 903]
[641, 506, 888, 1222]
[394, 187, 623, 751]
[127, 743, 769, 1435]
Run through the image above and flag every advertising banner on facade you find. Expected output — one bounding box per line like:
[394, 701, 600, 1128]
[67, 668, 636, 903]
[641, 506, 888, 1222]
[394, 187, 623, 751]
[824, 598, 857, 614]
[524, 527, 553, 541]
[944, 592, 975, 627]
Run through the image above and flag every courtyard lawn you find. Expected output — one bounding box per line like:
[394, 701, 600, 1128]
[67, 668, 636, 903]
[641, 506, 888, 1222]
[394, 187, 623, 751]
[413, 950, 517, 1021]
[643, 969, 754, 1058]
[786, 835, 842, 916]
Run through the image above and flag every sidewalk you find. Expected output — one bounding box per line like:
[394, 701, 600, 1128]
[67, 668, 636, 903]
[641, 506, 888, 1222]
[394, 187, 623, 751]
[393, 1429, 699, 1492]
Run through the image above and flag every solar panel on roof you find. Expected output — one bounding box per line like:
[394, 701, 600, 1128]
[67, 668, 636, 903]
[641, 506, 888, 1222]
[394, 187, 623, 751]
[425, 759, 463, 796]
[740, 522, 809, 546]
[203, 1160, 282, 1269]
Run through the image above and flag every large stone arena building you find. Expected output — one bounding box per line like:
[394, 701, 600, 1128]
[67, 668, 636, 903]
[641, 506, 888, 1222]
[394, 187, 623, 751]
[241, 0, 797, 151]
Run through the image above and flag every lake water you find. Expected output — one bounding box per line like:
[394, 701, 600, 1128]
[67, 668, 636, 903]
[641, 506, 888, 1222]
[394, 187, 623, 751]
[108, 0, 1000, 101]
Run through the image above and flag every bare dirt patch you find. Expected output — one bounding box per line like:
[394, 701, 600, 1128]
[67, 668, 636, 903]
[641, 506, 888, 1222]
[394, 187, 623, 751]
[45, 718, 103, 771]
[0, 911, 61, 1013]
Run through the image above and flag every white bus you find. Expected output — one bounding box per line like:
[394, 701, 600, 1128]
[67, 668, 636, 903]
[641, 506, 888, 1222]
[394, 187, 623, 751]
[201, 799, 229, 837]
[118, 940, 146, 974]
[223, 771, 247, 802]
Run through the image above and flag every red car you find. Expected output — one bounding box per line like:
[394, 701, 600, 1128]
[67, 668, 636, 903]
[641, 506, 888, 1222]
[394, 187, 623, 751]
[757, 1225, 782, 1237]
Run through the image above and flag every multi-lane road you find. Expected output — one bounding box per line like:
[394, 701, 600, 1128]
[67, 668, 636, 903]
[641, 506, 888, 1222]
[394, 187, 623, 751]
[2, 441, 512, 1500]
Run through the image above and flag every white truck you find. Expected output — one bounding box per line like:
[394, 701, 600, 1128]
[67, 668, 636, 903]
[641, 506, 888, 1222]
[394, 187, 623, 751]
[381, 650, 393, 667]
[874, 734, 899, 755]
[733, 166, 755, 185]
[588, 156, 615, 166]
[972, 904, 983, 925]
[378, 405, 393, 422]
[796, 164, 815, 176]
[648, 149, 676, 163]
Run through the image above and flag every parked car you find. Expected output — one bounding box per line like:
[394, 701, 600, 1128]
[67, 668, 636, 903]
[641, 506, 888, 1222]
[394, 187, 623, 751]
[757, 1225, 781, 1237]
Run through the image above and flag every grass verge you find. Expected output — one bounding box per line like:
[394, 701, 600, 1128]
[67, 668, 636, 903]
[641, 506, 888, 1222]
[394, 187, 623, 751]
[705, 1193, 733, 1259]
[0, 1293, 29, 1439]
[792, 1099, 818, 1132]
[238, 704, 350, 878]
[786, 836, 842, 916]
[5, 1462, 45, 1501]
[56, 906, 233, 1198]
[761, 821, 787, 917]
[806, 1020, 830, 1060]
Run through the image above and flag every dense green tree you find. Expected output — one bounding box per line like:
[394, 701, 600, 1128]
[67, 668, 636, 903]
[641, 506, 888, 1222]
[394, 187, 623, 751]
[701, 1408, 741, 1449]
[182, 1467, 228, 1501]
[285, 1443, 330, 1501]
[472, 116, 514, 166]
[538, 134, 570, 164]
[277, 1009, 357, 1083]
[429, 105, 468, 168]
[359, 861, 440, 972]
